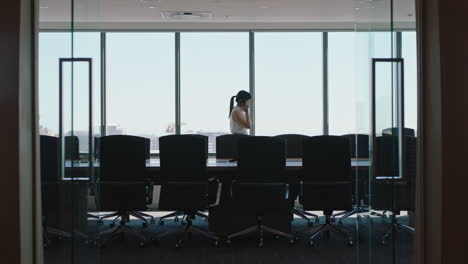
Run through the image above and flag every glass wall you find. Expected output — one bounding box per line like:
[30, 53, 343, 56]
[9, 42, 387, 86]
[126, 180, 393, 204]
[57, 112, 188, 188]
[255, 33, 323, 136]
[106, 33, 175, 153]
[39, 32, 101, 157]
[180, 33, 249, 152]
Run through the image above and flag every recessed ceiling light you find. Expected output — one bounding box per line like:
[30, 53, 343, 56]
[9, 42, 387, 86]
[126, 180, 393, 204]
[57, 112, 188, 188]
[259, 6, 269, 9]
[148, 6, 158, 9]
[354, 7, 360, 10]
[40, 6, 49, 9]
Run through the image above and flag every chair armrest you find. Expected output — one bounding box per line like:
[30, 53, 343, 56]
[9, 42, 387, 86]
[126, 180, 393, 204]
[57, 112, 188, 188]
[208, 180, 222, 208]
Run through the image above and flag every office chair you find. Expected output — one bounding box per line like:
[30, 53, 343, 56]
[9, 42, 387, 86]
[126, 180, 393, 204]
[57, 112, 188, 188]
[215, 134, 249, 160]
[299, 136, 354, 247]
[331, 134, 371, 222]
[158, 134, 211, 225]
[226, 136, 295, 247]
[156, 135, 221, 248]
[275, 134, 319, 226]
[95, 135, 155, 247]
[372, 136, 416, 245]
[382, 127, 416, 137]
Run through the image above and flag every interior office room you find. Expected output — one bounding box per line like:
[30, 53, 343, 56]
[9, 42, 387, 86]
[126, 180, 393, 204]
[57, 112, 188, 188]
[1, 0, 468, 264]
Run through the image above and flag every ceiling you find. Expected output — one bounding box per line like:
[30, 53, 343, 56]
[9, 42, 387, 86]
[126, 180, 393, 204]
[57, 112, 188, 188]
[38, 0, 416, 30]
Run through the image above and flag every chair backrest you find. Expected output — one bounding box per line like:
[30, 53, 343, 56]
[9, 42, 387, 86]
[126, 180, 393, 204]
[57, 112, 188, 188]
[382, 127, 415, 137]
[40, 135, 60, 183]
[99, 135, 147, 182]
[341, 134, 370, 158]
[64, 135, 80, 160]
[374, 135, 417, 181]
[215, 134, 249, 159]
[159, 135, 208, 182]
[302, 136, 351, 181]
[237, 136, 287, 182]
[95, 136, 150, 160]
[274, 134, 306, 158]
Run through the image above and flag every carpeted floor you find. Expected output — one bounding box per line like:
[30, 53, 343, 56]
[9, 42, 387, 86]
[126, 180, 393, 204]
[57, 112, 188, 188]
[44, 214, 414, 264]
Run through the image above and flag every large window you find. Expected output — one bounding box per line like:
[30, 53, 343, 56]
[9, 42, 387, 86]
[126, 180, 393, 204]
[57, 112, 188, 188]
[328, 32, 357, 135]
[255, 33, 323, 136]
[402, 32, 417, 132]
[180, 33, 249, 152]
[106, 33, 175, 153]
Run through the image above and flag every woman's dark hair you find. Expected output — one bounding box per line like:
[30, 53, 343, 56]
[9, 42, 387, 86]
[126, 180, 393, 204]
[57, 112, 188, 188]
[229, 90, 251, 117]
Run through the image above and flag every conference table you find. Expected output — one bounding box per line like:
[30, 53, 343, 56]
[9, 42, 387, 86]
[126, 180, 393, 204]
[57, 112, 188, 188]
[64, 158, 371, 180]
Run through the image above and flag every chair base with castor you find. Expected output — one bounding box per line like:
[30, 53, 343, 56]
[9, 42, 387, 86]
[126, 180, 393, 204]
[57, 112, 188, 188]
[293, 208, 319, 226]
[93, 213, 149, 248]
[300, 214, 353, 247]
[158, 210, 208, 225]
[155, 214, 219, 249]
[99, 211, 155, 227]
[381, 215, 414, 245]
[227, 216, 295, 248]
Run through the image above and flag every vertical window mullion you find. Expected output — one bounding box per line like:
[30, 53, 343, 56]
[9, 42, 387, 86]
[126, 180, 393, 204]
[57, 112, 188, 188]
[323, 32, 329, 135]
[175, 32, 181, 135]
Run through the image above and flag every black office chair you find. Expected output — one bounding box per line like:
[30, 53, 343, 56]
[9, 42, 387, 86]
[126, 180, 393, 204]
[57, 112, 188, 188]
[156, 135, 221, 248]
[275, 134, 319, 226]
[95, 135, 155, 247]
[226, 136, 294, 247]
[40, 136, 72, 246]
[215, 134, 249, 160]
[373, 136, 416, 244]
[382, 127, 416, 137]
[299, 136, 354, 247]
[331, 134, 371, 222]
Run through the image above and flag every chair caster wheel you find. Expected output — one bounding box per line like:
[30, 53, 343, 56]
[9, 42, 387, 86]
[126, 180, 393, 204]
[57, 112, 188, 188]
[175, 240, 183, 249]
[290, 239, 295, 245]
[212, 240, 219, 248]
[226, 239, 231, 246]
[140, 242, 146, 248]
[174, 216, 179, 222]
[257, 242, 264, 248]
[348, 240, 354, 247]
[307, 222, 314, 227]
[331, 218, 336, 223]
[315, 218, 320, 224]
[151, 219, 155, 224]
[159, 220, 164, 225]
[308, 240, 315, 247]
[142, 222, 148, 228]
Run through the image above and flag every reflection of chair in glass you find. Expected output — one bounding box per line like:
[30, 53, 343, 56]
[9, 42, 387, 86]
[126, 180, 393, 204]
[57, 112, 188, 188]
[41, 135, 89, 246]
[215, 134, 249, 160]
[382, 127, 415, 137]
[373, 136, 416, 244]
[156, 135, 221, 248]
[226, 136, 294, 247]
[299, 136, 354, 247]
[95, 135, 155, 247]
[64, 135, 80, 161]
[332, 134, 370, 222]
[275, 134, 319, 226]
[40, 136, 72, 246]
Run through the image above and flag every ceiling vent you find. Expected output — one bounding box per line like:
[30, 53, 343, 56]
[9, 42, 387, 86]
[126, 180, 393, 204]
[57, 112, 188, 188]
[161, 11, 213, 21]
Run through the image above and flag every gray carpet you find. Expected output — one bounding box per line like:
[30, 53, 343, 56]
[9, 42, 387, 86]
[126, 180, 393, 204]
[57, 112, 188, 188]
[44, 215, 414, 264]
